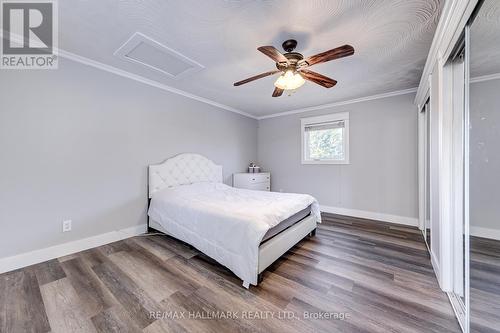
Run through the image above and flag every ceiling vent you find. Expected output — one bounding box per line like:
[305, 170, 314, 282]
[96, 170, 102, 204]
[114, 32, 204, 79]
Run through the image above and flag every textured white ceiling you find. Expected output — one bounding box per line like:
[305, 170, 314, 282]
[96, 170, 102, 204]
[471, 0, 500, 77]
[59, 0, 442, 117]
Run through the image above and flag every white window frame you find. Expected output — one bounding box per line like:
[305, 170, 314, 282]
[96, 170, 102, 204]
[301, 112, 350, 165]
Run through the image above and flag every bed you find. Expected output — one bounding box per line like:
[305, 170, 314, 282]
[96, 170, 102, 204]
[147, 153, 321, 288]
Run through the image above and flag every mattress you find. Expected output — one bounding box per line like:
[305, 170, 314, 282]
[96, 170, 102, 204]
[260, 205, 312, 243]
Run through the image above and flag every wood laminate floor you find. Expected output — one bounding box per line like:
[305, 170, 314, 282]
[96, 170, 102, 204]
[470, 236, 500, 333]
[0, 213, 461, 333]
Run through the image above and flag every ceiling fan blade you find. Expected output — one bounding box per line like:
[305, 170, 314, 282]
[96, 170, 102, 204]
[303, 45, 354, 67]
[234, 70, 281, 86]
[272, 87, 284, 97]
[257, 46, 289, 64]
[300, 69, 337, 88]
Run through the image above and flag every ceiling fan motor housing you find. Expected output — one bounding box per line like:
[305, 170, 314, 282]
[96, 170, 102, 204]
[275, 40, 308, 71]
[282, 39, 298, 52]
[276, 52, 305, 71]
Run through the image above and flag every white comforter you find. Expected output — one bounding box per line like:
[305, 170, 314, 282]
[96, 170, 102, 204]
[148, 182, 321, 286]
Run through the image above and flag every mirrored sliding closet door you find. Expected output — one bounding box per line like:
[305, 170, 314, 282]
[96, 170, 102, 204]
[469, 1, 500, 332]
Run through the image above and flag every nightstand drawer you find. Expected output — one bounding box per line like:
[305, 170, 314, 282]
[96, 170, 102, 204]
[246, 173, 270, 184]
[247, 182, 270, 191]
[233, 172, 271, 191]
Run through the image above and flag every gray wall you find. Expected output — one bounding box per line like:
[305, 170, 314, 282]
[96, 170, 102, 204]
[0, 58, 257, 258]
[470, 78, 500, 230]
[258, 93, 418, 219]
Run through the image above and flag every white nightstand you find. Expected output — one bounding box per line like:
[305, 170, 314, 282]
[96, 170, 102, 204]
[233, 172, 270, 191]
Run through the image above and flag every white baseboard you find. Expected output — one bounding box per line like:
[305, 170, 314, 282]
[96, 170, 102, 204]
[320, 205, 418, 227]
[0, 224, 147, 274]
[470, 226, 500, 241]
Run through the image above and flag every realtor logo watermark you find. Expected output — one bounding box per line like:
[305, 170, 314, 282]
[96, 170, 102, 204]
[1, 0, 58, 69]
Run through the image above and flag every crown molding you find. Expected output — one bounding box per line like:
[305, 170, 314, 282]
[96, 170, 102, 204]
[54, 51, 500, 120]
[257, 87, 418, 120]
[470, 72, 500, 83]
[57, 49, 258, 119]
[0, 29, 257, 120]
[2, 29, 441, 122]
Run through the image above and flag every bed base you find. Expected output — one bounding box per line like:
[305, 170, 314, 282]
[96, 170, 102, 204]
[147, 215, 317, 288]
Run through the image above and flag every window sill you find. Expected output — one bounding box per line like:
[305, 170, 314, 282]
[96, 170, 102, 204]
[301, 160, 350, 165]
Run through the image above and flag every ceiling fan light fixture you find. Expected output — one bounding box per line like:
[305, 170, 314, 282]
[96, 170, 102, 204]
[274, 70, 305, 90]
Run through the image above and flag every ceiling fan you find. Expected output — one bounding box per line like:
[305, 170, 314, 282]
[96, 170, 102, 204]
[233, 39, 354, 97]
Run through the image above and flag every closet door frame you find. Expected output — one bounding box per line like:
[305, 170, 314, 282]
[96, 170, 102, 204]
[463, 24, 470, 333]
[418, 97, 431, 253]
[446, 31, 469, 332]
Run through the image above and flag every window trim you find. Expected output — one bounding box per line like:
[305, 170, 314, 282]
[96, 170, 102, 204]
[301, 112, 350, 165]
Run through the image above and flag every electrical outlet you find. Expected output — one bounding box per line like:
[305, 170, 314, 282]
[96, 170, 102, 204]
[62, 220, 72, 232]
[279, 189, 283, 192]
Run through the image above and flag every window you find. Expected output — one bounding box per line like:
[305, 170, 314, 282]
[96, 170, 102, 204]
[301, 112, 349, 164]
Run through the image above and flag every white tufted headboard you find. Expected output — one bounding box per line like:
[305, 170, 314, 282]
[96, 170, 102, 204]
[148, 153, 223, 198]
